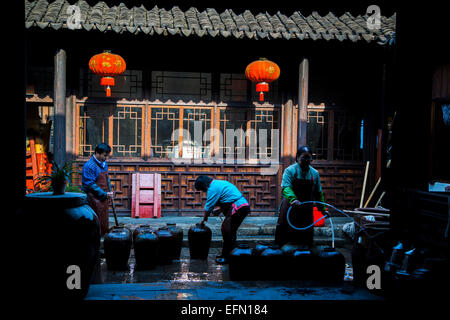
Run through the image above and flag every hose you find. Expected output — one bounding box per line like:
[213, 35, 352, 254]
[286, 200, 385, 254]
[286, 205, 334, 248]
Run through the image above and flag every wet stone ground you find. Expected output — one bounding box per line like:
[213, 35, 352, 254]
[86, 245, 383, 300]
[92, 247, 230, 284]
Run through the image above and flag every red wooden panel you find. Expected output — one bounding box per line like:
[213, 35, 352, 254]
[139, 174, 154, 187]
[139, 190, 154, 203]
[132, 173, 161, 218]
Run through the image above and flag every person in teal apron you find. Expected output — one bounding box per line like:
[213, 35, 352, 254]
[195, 175, 250, 264]
[275, 146, 327, 247]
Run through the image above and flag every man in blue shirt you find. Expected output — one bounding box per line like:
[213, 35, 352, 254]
[195, 175, 250, 264]
[82, 143, 113, 236]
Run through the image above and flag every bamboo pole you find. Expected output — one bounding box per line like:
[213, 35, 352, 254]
[364, 177, 382, 208]
[360, 161, 370, 207]
[375, 191, 386, 207]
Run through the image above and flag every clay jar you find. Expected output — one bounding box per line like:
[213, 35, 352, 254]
[19, 192, 101, 300]
[166, 223, 183, 260]
[133, 224, 156, 242]
[188, 223, 212, 260]
[155, 226, 176, 264]
[134, 229, 160, 270]
[254, 241, 271, 256]
[260, 244, 285, 280]
[104, 226, 132, 271]
[311, 245, 346, 281]
[291, 248, 315, 280]
[229, 244, 255, 281]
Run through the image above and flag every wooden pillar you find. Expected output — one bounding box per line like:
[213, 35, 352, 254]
[298, 58, 309, 147]
[65, 95, 74, 161]
[291, 103, 297, 162]
[53, 49, 66, 166]
[282, 99, 293, 165]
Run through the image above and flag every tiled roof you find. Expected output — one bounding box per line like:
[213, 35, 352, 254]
[25, 0, 396, 44]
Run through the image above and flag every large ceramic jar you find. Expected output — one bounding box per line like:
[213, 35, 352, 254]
[229, 244, 255, 281]
[254, 241, 271, 256]
[133, 224, 156, 242]
[291, 248, 315, 280]
[187, 223, 212, 260]
[166, 223, 183, 260]
[134, 230, 160, 270]
[104, 226, 132, 270]
[311, 245, 346, 281]
[155, 226, 176, 264]
[260, 244, 285, 280]
[19, 192, 101, 300]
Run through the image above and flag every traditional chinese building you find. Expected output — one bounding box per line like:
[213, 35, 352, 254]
[24, 0, 397, 216]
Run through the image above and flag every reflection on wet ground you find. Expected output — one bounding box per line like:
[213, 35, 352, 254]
[92, 247, 230, 284]
[87, 246, 384, 300]
[92, 246, 355, 285]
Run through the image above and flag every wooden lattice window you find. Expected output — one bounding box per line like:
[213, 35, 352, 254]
[112, 105, 143, 157]
[150, 106, 213, 159]
[78, 104, 144, 158]
[27, 66, 54, 97]
[77, 103, 280, 162]
[220, 73, 249, 102]
[306, 104, 362, 161]
[78, 104, 110, 156]
[218, 107, 280, 162]
[79, 69, 143, 100]
[307, 108, 329, 160]
[333, 110, 362, 161]
[249, 109, 279, 161]
[151, 71, 212, 102]
[150, 107, 180, 158]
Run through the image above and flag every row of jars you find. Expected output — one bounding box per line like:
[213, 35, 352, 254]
[103, 222, 212, 270]
[228, 242, 346, 281]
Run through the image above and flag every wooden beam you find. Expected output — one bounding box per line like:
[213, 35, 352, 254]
[364, 177, 382, 208]
[360, 161, 370, 207]
[53, 49, 66, 166]
[291, 102, 297, 162]
[375, 191, 386, 207]
[376, 129, 382, 180]
[298, 58, 309, 147]
[282, 99, 293, 164]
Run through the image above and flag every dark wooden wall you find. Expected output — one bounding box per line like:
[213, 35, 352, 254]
[73, 160, 364, 216]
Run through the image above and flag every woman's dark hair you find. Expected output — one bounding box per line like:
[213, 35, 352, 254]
[95, 143, 112, 154]
[194, 175, 213, 191]
[296, 145, 312, 159]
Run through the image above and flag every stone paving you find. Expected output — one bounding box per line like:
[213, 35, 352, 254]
[84, 216, 376, 300]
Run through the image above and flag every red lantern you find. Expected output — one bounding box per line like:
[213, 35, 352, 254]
[245, 58, 280, 101]
[89, 50, 126, 97]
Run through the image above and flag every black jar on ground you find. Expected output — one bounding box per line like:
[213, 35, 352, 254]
[311, 245, 346, 281]
[229, 244, 255, 281]
[166, 223, 183, 260]
[104, 226, 132, 271]
[291, 248, 315, 280]
[155, 226, 176, 264]
[260, 244, 285, 280]
[254, 241, 271, 256]
[18, 192, 101, 300]
[188, 223, 212, 260]
[133, 224, 156, 242]
[134, 230, 160, 270]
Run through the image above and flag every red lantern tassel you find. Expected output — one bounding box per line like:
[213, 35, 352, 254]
[259, 92, 264, 101]
[106, 86, 111, 97]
